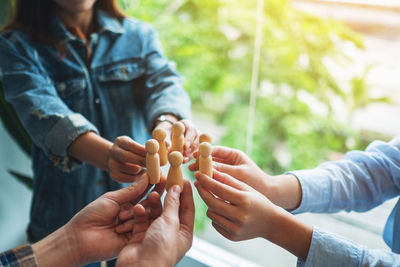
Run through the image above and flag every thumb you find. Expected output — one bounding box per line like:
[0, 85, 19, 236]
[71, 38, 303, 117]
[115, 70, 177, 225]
[103, 173, 148, 204]
[162, 185, 181, 220]
[213, 161, 238, 175]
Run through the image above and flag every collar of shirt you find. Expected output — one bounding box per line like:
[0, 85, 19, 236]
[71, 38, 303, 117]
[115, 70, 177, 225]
[51, 8, 126, 44]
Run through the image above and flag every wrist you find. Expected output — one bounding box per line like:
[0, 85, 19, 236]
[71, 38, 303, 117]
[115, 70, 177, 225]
[32, 226, 80, 267]
[264, 175, 302, 210]
[152, 114, 179, 132]
[266, 207, 312, 261]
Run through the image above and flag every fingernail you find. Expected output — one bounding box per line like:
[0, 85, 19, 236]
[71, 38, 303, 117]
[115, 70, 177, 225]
[171, 185, 180, 194]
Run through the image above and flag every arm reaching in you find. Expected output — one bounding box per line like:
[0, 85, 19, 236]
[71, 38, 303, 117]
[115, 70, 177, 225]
[116, 180, 195, 267]
[31, 173, 163, 267]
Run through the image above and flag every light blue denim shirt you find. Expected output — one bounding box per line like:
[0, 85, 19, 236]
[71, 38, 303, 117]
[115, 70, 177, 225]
[288, 136, 400, 266]
[0, 9, 191, 242]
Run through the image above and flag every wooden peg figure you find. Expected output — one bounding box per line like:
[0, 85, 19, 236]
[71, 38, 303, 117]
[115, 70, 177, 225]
[146, 139, 160, 184]
[195, 133, 212, 170]
[152, 128, 168, 166]
[170, 121, 185, 154]
[199, 142, 213, 178]
[166, 151, 184, 192]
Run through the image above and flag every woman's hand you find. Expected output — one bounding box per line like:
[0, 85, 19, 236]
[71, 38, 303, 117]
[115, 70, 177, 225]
[180, 119, 199, 163]
[108, 136, 147, 183]
[194, 170, 312, 261]
[155, 118, 199, 163]
[189, 145, 269, 195]
[194, 169, 276, 241]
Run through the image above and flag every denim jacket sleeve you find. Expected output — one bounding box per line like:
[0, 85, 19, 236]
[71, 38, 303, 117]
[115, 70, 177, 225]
[288, 136, 400, 214]
[0, 34, 99, 171]
[297, 226, 400, 267]
[141, 26, 191, 130]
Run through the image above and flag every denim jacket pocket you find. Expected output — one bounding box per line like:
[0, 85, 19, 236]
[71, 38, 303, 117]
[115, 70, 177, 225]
[54, 78, 87, 110]
[96, 60, 145, 116]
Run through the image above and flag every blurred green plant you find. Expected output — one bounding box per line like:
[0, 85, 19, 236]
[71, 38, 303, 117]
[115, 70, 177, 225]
[122, 0, 372, 175]
[347, 64, 391, 123]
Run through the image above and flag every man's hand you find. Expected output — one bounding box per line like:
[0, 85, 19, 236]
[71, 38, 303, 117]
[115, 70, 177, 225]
[116, 180, 195, 267]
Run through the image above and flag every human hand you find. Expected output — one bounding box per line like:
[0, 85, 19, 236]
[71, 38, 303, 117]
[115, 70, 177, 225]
[180, 119, 199, 163]
[194, 170, 313, 260]
[155, 119, 199, 163]
[116, 180, 195, 267]
[189, 145, 269, 195]
[32, 173, 164, 267]
[194, 169, 278, 241]
[108, 136, 147, 183]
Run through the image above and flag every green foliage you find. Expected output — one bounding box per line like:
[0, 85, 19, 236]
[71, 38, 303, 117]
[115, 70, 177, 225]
[0, 84, 32, 157]
[123, 0, 368, 173]
[7, 170, 34, 189]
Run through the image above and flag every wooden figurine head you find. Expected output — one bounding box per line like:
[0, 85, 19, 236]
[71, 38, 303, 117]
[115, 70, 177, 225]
[199, 133, 212, 144]
[152, 128, 167, 141]
[168, 151, 183, 167]
[199, 142, 212, 157]
[172, 121, 185, 135]
[146, 139, 159, 154]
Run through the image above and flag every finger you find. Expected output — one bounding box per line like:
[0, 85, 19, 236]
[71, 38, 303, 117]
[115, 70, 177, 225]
[115, 219, 135, 234]
[119, 162, 143, 175]
[194, 171, 243, 204]
[131, 204, 149, 243]
[179, 180, 195, 231]
[152, 174, 166, 195]
[111, 146, 146, 167]
[116, 136, 147, 157]
[188, 162, 197, 172]
[118, 202, 135, 221]
[212, 161, 239, 176]
[207, 210, 238, 236]
[211, 146, 240, 164]
[212, 222, 235, 241]
[110, 169, 144, 183]
[148, 191, 162, 220]
[194, 181, 238, 220]
[103, 173, 148, 205]
[213, 170, 249, 191]
[131, 174, 158, 204]
[162, 185, 181, 221]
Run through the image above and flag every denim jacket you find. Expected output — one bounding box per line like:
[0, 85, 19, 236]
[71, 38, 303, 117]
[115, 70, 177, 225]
[0, 10, 191, 242]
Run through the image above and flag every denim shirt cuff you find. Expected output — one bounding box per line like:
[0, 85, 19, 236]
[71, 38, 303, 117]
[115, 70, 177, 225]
[298, 226, 363, 267]
[44, 113, 99, 172]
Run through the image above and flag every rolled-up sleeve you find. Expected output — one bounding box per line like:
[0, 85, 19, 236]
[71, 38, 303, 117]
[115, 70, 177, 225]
[289, 136, 400, 214]
[142, 26, 191, 130]
[297, 227, 400, 267]
[0, 35, 98, 171]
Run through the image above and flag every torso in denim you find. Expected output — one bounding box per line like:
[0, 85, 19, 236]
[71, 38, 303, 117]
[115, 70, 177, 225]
[0, 10, 191, 242]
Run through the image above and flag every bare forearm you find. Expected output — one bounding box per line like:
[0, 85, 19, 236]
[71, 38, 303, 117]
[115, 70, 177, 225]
[265, 174, 302, 210]
[32, 226, 79, 267]
[266, 207, 313, 261]
[68, 131, 113, 171]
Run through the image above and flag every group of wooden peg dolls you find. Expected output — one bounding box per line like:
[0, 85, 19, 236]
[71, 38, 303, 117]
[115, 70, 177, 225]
[146, 121, 213, 191]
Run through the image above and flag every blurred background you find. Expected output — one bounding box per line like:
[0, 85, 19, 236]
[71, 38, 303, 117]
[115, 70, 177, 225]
[1, 0, 400, 266]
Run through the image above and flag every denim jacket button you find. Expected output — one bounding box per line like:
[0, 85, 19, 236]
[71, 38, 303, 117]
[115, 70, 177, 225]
[58, 82, 66, 92]
[94, 98, 101, 105]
